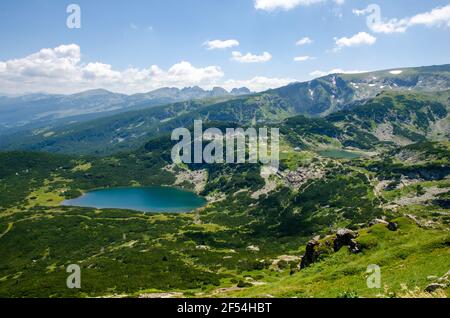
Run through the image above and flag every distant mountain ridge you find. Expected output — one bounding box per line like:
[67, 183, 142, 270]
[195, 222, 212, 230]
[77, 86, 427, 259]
[0, 86, 252, 133]
[270, 64, 450, 117]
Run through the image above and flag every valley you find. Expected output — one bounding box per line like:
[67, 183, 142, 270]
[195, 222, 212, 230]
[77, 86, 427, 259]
[0, 65, 449, 298]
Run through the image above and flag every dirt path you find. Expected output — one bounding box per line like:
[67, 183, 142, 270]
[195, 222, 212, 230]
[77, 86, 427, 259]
[0, 222, 13, 239]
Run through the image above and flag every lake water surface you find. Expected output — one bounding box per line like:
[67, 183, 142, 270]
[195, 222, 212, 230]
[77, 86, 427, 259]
[317, 149, 361, 159]
[62, 187, 207, 213]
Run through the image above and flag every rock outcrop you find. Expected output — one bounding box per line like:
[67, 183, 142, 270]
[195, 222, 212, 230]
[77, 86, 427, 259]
[334, 229, 361, 254]
[300, 237, 322, 269]
[300, 229, 362, 270]
[425, 270, 450, 293]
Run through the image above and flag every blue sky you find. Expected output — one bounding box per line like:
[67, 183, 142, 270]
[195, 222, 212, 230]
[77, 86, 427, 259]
[0, 0, 449, 94]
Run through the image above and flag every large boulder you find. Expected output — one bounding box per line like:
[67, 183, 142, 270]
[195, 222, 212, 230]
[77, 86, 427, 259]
[334, 229, 361, 254]
[299, 230, 362, 270]
[387, 222, 398, 231]
[300, 237, 321, 269]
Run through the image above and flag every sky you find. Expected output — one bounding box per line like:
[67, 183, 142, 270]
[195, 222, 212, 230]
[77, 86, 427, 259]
[0, 0, 449, 95]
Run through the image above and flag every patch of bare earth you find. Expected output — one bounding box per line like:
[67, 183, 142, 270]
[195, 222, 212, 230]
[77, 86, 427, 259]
[165, 164, 208, 194]
[280, 167, 324, 190]
[251, 167, 279, 199]
[385, 186, 449, 210]
[374, 123, 412, 146]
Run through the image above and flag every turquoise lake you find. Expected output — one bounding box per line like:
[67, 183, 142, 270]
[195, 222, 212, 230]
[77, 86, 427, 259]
[317, 149, 361, 159]
[62, 187, 207, 213]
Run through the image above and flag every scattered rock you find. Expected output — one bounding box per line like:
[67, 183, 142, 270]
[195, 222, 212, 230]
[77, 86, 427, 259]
[406, 214, 437, 229]
[369, 219, 389, 226]
[436, 270, 450, 284]
[425, 270, 450, 293]
[425, 283, 447, 293]
[251, 167, 279, 199]
[390, 186, 449, 208]
[165, 164, 208, 194]
[196, 245, 210, 251]
[271, 255, 301, 271]
[282, 167, 324, 190]
[437, 277, 449, 284]
[246, 245, 260, 252]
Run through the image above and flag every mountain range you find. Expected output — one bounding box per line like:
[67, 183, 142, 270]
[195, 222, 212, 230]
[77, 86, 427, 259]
[0, 86, 252, 134]
[1, 64, 448, 155]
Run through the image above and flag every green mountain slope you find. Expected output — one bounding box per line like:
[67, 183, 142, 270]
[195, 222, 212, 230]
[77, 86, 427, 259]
[1, 64, 449, 155]
[277, 91, 449, 155]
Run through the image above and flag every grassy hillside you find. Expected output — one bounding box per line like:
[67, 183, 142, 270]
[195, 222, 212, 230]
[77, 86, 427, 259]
[0, 135, 448, 297]
[1, 65, 449, 155]
[219, 217, 450, 298]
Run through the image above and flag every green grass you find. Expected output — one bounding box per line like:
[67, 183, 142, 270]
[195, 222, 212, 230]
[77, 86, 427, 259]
[0, 138, 448, 298]
[218, 218, 450, 298]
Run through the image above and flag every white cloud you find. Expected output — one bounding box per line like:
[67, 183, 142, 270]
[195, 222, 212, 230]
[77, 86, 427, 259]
[0, 44, 294, 94]
[4, 44, 81, 79]
[333, 32, 376, 51]
[293, 55, 315, 62]
[204, 39, 240, 50]
[408, 4, 450, 28]
[223, 76, 297, 92]
[254, 0, 344, 11]
[370, 20, 408, 34]
[389, 70, 403, 75]
[0, 44, 226, 94]
[82, 62, 122, 81]
[309, 68, 367, 78]
[354, 4, 450, 34]
[231, 51, 272, 63]
[295, 37, 313, 46]
[254, 0, 324, 11]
